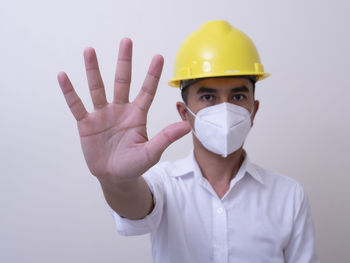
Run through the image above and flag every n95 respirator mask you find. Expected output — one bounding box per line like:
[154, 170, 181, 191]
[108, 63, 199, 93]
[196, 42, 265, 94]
[186, 103, 253, 158]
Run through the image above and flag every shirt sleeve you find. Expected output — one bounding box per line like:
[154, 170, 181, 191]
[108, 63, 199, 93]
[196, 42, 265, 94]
[108, 167, 165, 236]
[284, 184, 320, 263]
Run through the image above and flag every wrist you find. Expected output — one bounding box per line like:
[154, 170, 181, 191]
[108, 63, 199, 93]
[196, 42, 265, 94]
[98, 176, 141, 194]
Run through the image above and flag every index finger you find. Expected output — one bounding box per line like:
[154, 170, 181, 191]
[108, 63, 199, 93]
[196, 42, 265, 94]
[133, 54, 164, 112]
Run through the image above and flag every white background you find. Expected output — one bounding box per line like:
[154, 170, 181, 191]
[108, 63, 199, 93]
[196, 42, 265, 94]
[1, 0, 349, 262]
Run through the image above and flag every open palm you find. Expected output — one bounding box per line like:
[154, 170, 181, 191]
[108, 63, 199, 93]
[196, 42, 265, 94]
[58, 38, 190, 186]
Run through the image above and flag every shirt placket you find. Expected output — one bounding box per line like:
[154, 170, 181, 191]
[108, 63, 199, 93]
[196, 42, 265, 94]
[196, 171, 230, 263]
[212, 198, 228, 263]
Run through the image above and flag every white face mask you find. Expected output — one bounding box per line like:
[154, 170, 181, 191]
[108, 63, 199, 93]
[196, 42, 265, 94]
[186, 103, 253, 158]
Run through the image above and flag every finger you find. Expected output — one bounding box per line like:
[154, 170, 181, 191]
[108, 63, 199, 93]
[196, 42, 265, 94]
[145, 121, 191, 164]
[83, 47, 107, 108]
[113, 38, 132, 104]
[57, 71, 88, 121]
[133, 54, 164, 112]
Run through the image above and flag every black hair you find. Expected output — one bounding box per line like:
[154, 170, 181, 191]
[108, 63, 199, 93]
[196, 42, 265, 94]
[180, 76, 257, 104]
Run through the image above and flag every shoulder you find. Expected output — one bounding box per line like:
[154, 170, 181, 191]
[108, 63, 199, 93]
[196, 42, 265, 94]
[250, 162, 306, 200]
[249, 162, 310, 224]
[253, 162, 302, 185]
[147, 155, 193, 177]
[141, 155, 192, 186]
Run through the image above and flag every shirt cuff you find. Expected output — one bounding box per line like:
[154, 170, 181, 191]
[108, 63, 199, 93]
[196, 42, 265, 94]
[108, 174, 163, 236]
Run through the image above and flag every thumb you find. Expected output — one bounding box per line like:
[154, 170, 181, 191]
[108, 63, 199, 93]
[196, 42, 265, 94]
[146, 121, 191, 163]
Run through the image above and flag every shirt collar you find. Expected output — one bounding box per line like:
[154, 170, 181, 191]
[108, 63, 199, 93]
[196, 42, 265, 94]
[169, 151, 264, 185]
[240, 152, 264, 185]
[166, 152, 196, 177]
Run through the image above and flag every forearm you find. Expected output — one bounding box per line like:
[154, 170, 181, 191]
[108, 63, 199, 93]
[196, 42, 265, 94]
[100, 177, 154, 220]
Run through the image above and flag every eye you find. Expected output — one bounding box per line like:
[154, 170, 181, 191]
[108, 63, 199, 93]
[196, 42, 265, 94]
[200, 94, 215, 101]
[232, 94, 246, 101]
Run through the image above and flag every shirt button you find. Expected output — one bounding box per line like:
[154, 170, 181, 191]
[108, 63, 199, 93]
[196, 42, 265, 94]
[217, 207, 224, 214]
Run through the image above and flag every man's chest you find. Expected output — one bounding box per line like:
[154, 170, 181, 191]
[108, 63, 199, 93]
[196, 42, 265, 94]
[157, 177, 292, 262]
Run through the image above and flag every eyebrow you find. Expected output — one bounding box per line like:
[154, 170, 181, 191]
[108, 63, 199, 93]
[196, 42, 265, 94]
[197, 87, 217, 94]
[196, 85, 250, 94]
[230, 86, 250, 93]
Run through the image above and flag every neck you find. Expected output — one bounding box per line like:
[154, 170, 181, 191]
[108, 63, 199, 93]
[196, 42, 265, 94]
[193, 135, 244, 198]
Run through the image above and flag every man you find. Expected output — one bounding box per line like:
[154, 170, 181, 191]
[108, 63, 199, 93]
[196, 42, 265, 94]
[58, 20, 319, 262]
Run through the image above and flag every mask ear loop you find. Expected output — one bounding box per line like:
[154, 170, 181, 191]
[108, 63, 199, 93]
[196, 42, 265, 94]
[249, 104, 257, 122]
[185, 106, 199, 138]
[185, 105, 196, 117]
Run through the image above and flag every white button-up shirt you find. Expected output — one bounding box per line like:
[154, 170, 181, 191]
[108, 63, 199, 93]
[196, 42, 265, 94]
[110, 152, 319, 263]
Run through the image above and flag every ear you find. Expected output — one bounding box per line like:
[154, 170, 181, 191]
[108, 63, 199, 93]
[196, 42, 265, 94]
[176, 101, 189, 121]
[251, 100, 260, 126]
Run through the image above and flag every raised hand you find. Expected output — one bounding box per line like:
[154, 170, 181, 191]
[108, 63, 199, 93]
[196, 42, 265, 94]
[57, 38, 190, 187]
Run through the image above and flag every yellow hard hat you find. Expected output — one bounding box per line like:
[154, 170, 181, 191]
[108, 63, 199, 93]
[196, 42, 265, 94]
[168, 20, 270, 88]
